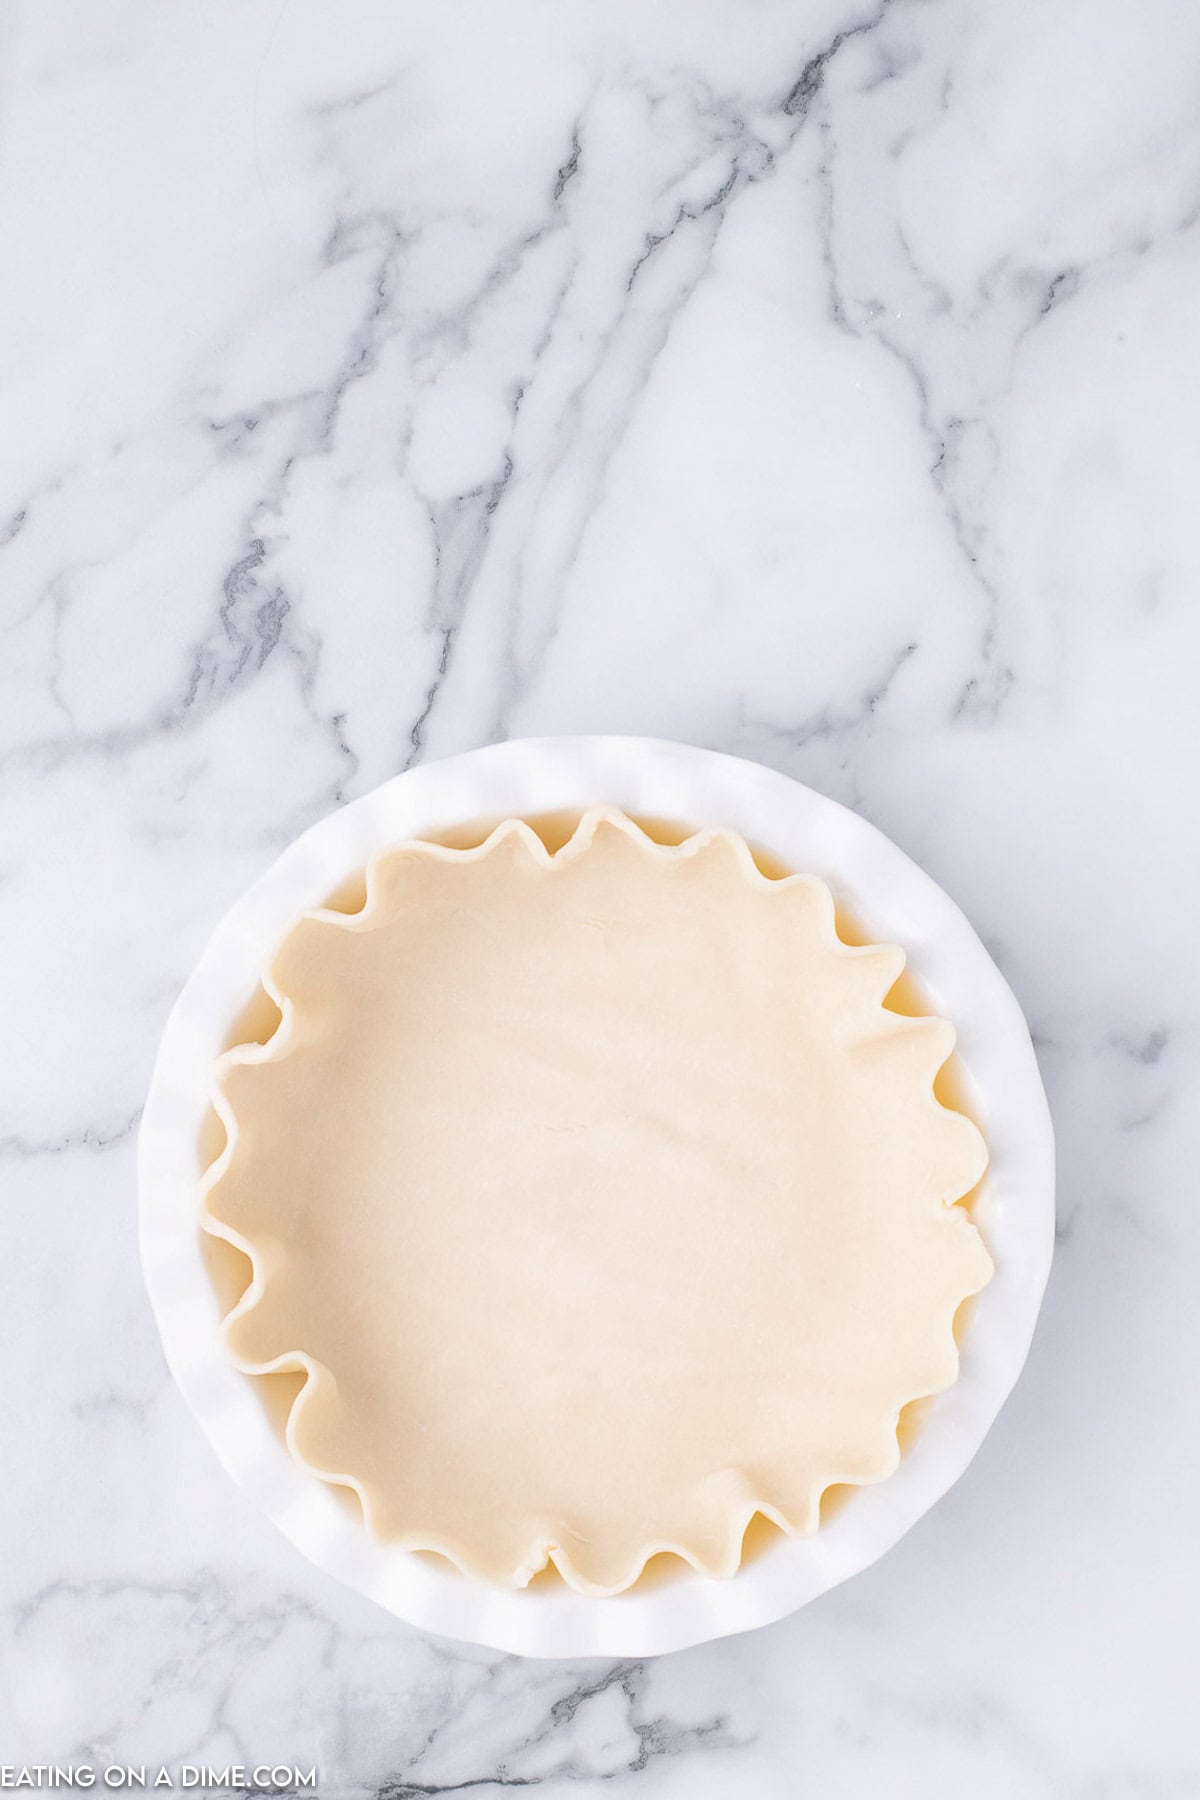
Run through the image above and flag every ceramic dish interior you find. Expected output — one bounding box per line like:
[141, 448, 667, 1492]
[138, 736, 1055, 1657]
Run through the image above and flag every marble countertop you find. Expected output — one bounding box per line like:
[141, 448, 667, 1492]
[3, 0, 1198, 1793]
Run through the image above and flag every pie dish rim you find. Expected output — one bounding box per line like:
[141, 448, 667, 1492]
[138, 734, 1055, 1657]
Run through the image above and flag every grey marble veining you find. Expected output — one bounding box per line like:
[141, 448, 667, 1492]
[2, 0, 1199, 1793]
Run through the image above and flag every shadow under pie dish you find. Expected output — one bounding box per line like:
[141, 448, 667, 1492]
[199, 804, 993, 1598]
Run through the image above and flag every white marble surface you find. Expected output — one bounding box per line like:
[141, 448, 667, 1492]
[2, 0, 1198, 1792]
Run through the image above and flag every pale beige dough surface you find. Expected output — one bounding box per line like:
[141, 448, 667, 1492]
[201, 807, 992, 1595]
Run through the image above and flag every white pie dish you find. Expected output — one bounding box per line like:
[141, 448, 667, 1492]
[138, 735, 1055, 1657]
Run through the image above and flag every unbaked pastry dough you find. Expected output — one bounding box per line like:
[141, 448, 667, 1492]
[201, 807, 991, 1595]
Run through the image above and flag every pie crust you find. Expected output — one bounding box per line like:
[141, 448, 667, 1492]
[200, 806, 991, 1595]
